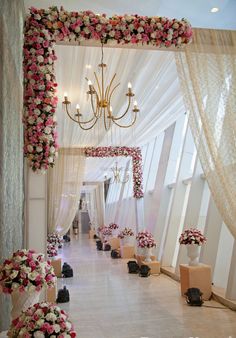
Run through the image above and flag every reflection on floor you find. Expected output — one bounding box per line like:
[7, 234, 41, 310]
[57, 234, 236, 338]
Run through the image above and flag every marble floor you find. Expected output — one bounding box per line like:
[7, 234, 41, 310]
[57, 234, 236, 338]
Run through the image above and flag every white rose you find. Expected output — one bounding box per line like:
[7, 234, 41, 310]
[27, 145, 34, 153]
[28, 271, 38, 280]
[12, 282, 19, 290]
[83, 27, 90, 34]
[50, 146, 55, 153]
[30, 79, 35, 85]
[34, 14, 41, 20]
[46, 74, 51, 81]
[48, 156, 54, 163]
[28, 116, 35, 125]
[36, 319, 44, 327]
[151, 32, 156, 39]
[156, 23, 162, 29]
[53, 324, 61, 333]
[4, 263, 13, 269]
[44, 126, 51, 134]
[96, 24, 102, 31]
[19, 328, 27, 335]
[44, 106, 52, 112]
[34, 331, 45, 338]
[109, 30, 115, 37]
[173, 22, 179, 29]
[38, 85, 45, 90]
[21, 266, 31, 273]
[167, 34, 173, 41]
[65, 322, 72, 330]
[36, 146, 43, 153]
[35, 309, 44, 316]
[137, 26, 144, 33]
[29, 284, 36, 292]
[46, 313, 57, 322]
[75, 26, 81, 33]
[34, 109, 41, 115]
[53, 115, 57, 122]
[37, 55, 44, 63]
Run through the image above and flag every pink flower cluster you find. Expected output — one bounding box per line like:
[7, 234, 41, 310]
[101, 226, 112, 237]
[0, 249, 56, 294]
[136, 230, 156, 248]
[8, 302, 76, 337]
[179, 228, 207, 245]
[23, 7, 192, 172]
[108, 222, 119, 230]
[47, 243, 58, 258]
[47, 231, 63, 248]
[84, 146, 143, 198]
[118, 227, 135, 239]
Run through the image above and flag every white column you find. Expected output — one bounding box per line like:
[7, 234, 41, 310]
[200, 196, 222, 269]
[175, 159, 206, 273]
[161, 125, 195, 266]
[25, 167, 47, 254]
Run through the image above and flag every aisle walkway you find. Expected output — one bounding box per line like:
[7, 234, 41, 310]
[58, 235, 236, 338]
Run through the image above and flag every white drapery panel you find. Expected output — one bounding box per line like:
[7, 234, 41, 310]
[175, 28, 236, 238]
[48, 148, 86, 235]
[84, 183, 105, 228]
[85, 188, 97, 228]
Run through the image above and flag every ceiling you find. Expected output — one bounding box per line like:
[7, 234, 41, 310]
[24, 0, 236, 30]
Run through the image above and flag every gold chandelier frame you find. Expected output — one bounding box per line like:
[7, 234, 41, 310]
[62, 44, 139, 131]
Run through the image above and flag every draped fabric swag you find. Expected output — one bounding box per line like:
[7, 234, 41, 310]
[175, 28, 236, 238]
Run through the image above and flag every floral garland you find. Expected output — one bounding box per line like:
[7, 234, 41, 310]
[0, 249, 56, 294]
[8, 302, 76, 337]
[179, 228, 207, 245]
[84, 146, 143, 198]
[24, 7, 192, 172]
[118, 227, 135, 239]
[136, 230, 156, 248]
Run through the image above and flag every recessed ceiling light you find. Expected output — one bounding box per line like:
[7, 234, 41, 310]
[210, 7, 219, 13]
[85, 64, 92, 69]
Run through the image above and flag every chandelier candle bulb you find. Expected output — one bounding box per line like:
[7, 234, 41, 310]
[128, 82, 132, 89]
[76, 104, 80, 110]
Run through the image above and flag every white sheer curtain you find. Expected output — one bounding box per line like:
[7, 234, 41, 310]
[48, 148, 85, 235]
[175, 28, 236, 238]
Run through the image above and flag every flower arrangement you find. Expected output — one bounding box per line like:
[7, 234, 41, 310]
[97, 225, 105, 234]
[85, 146, 143, 198]
[23, 7, 192, 173]
[136, 230, 156, 248]
[7, 302, 76, 337]
[108, 222, 119, 230]
[101, 226, 112, 237]
[0, 249, 56, 294]
[47, 231, 63, 248]
[179, 228, 207, 245]
[47, 243, 58, 258]
[118, 227, 135, 239]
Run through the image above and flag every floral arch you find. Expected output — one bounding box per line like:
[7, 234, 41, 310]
[23, 6, 192, 172]
[84, 146, 143, 198]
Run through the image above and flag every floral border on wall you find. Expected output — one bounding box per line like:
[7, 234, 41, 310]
[84, 146, 144, 199]
[24, 6, 193, 172]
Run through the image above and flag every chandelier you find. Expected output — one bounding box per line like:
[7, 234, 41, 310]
[104, 162, 129, 184]
[62, 45, 139, 131]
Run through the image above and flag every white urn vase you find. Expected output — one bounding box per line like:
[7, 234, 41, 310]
[186, 244, 201, 266]
[122, 236, 134, 246]
[143, 247, 152, 262]
[11, 289, 41, 320]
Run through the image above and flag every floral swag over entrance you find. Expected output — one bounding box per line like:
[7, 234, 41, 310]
[23, 7, 192, 172]
[84, 147, 143, 199]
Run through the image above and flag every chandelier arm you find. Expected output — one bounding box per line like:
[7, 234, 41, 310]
[111, 95, 131, 121]
[77, 116, 99, 130]
[76, 115, 96, 124]
[90, 91, 100, 118]
[104, 107, 111, 131]
[112, 113, 137, 128]
[64, 104, 82, 123]
[107, 82, 120, 104]
[94, 72, 102, 100]
[106, 73, 118, 100]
